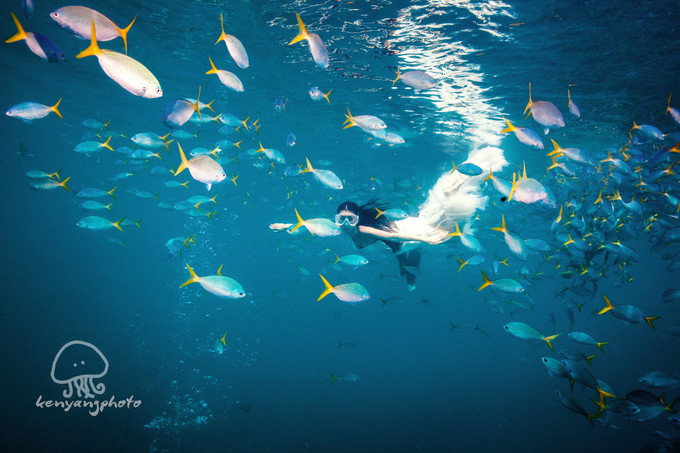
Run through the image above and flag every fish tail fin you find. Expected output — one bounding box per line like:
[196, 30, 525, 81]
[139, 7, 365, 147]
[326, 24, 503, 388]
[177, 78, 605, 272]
[667, 92, 673, 115]
[500, 117, 515, 134]
[215, 13, 228, 44]
[118, 15, 136, 54]
[180, 263, 201, 287]
[184, 234, 197, 248]
[203, 100, 215, 113]
[392, 68, 400, 86]
[108, 186, 117, 200]
[448, 221, 462, 238]
[105, 202, 113, 212]
[256, 141, 264, 153]
[324, 89, 332, 104]
[289, 12, 308, 45]
[645, 316, 660, 330]
[457, 258, 467, 272]
[542, 334, 560, 350]
[112, 217, 125, 232]
[76, 21, 102, 58]
[508, 172, 517, 201]
[59, 176, 71, 192]
[330, 374, 337, 385]
[491, 213, 507, 233]
[334, 254, 341, 264]
[375, 207, 384, 219]
[596, 342, 608, 353]
[585, 355, 596, 366]
[548, 139, 561, 156]
[317, 274, 334, 301]
[483, 167, 494, 181]
[343, 107, 355, 129]
[290, 208, 306, 234]
[585, 413, 598, 428]
[6, 12, 27, 43]
[523, 82, 533, 115]
[175, 143, 190, 175]
[300, 157, 313, 174]
[50, 98, 63, 119]
[598, 295, 614, 315]
[206, 57, 219, 75]
[478, 271, 492, 291]
[102, 135, 113, 151]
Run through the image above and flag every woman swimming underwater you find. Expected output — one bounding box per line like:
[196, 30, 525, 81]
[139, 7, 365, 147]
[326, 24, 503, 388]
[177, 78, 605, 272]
[335, 200, 449, 291]
[270, 146, 509, 291]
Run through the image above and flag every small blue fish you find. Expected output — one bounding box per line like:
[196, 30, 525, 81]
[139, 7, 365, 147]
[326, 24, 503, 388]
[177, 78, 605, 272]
[309, 87, 332, 103]
[274, 97, 287, 112]
[455, 162, 483, 176]
[287, 133, 296, 147]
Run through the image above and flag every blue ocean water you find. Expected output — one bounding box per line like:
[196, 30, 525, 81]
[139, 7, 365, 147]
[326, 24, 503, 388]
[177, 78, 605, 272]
[2, 0, 680, 451]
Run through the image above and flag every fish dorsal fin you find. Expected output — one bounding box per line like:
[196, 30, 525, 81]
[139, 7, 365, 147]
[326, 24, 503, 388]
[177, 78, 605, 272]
[521, 162, 527, 180]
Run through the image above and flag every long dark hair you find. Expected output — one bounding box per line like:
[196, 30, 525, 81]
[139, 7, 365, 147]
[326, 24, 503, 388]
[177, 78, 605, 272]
[337, 200, 395, 232]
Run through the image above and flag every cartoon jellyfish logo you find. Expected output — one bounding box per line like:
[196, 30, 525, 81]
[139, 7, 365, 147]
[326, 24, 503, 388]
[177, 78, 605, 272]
[50, 340, 109, 399]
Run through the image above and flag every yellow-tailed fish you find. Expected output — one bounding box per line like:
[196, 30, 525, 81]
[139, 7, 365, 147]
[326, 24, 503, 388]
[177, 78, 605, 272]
[524, 83, 565, 132]
[478, 271, 524, 293]
[343, 107, 386, 132]
[206, 57, 244, 92]
[503, 321, 559, 350]
[289, 209, 341, 237]
[500, 117, 543, 149]
[215, 13, 249, 69]
[6, 99, 62, 122]
[174, 143, 226, 191]
[180, 263, 245, 299]
[317, 275, 369, 303]
[288, 13, 329, 69]
[76, 21, 162, 98]
[300, 158, 343, 190]
[491, 214, 528, 259]
[598, 295, 659, 329]
[50, 6, 136, 54]
[393, 68, 436, 90]
[6, 12, 64, 62]
[76, 216, 124, 232]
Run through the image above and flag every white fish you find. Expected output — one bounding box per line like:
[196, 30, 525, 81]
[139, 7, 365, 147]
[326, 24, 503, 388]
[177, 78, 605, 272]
[393, 69, 436, 90]
[300, 157, 343, 190]
[76, 21, 162, 98]
[50, 6, 136, 54]
[288, 13, 329, 69]
[215, 13, 249, 69]
[206, 57, 244, 92]
[6, 99, 62, 122]
[174, 143, 226, 191]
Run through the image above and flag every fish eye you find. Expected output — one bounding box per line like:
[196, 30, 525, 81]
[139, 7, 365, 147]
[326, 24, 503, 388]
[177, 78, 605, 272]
[503, 325, 508, 330]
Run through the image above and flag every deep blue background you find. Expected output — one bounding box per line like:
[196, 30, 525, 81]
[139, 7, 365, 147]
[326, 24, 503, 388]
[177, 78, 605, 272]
[1, 0, 679, 451]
